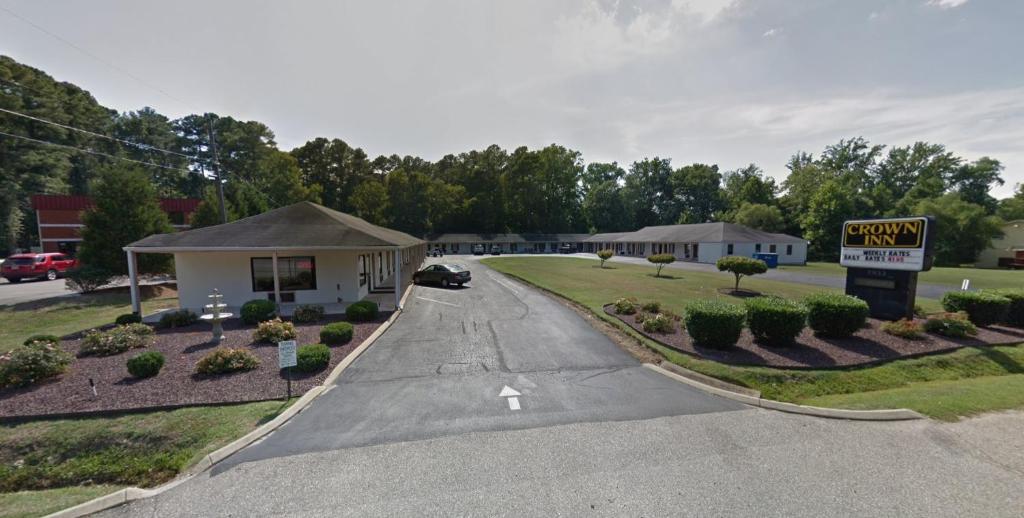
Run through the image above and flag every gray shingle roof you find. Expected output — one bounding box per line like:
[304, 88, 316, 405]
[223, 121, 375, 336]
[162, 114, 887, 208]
[615, 222, 804, 244]
[582, 232, 633, 243]
[127, 202, 424, 250]
[426, 233, 592, 243]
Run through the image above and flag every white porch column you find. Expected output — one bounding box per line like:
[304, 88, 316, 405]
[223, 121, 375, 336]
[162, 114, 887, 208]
[272, 251, 281, 307]
[394, 246, 402, 310]
[126, 250, 141, 315]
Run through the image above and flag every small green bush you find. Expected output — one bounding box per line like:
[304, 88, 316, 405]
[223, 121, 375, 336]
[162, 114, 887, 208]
[195, 348, 260, 375]
[744, 297, 807, 346]
[63, 265, 112, 294]
[115, 313, 142, 325]
[241, 299, 277, 325]
[881, 319, 924, 340]
[320, 322, 354, 345]
[646, 254, 676, 277]
[596, 249, 614, 267]
[941, 291, 1010, 327]
[924, 312, 978, 338]
[716, 256, 768, 291]
[156, 309, 198, 329]
[642, 313, 675, 333]
[640, 301, 661, 313]
[253, 318, 297, 344]
[295, 344, 330, 372]
[79, 323, 154, 357]
[345, 300, 379, 322]
[126, 351, 165, 378]
[23, 334, 60, 346]
[613, 297, 637, 315]
[987, 289, 1024, 327]
[804, 293, 869, 337]
[293, 304, 325, 323]
[0, 340, 73, 388]
[685, 300, 745, 349]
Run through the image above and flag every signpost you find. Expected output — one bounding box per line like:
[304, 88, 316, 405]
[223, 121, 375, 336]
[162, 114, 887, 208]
[278, 340, 297, 399]
[840, 216, 935, 320]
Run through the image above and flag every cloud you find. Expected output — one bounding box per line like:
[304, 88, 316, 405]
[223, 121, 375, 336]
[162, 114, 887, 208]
[552, 1, 682, 73]
[926, 0, 969, 9]
[762, 27, 779, 37]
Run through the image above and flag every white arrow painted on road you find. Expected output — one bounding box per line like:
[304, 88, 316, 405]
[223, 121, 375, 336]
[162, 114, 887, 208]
[499, 385, 521, 410]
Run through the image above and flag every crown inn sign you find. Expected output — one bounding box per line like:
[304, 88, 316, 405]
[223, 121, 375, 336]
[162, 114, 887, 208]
[840, 216, 936, 320]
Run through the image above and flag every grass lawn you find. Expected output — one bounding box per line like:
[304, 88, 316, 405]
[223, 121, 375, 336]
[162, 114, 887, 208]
[0, 485, 122, 518]
[0, 290, 178, 353]
[482, 256, 1024, 419]
[779, 262, 1024, 290]
[0, 399, 293, 517]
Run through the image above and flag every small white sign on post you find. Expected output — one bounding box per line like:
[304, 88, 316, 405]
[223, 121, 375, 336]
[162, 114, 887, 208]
[278, 340, 297, 369]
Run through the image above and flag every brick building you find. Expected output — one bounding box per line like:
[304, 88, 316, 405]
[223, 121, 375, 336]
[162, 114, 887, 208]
[30, 194, 201, 255]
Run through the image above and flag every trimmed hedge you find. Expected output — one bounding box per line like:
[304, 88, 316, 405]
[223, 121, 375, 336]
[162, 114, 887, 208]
[744, 297, 807, 346]
[924, 312, 977, 338]
[804, 293, 869, 337]
[253, 318, 297, 344]
[941, 291, 1010, 327]
[23, 334, 60, 346]
[295, 344, 330, 372]
[716, 256, 768, 291]
[156, 309, 198, 329]
[320, 322, 354, 345]
[0, 340, 73, 388]
[241, 299, 277, 325]
[126, 351, 165, 378]
[293, 304, 325, 323]
[115, 313, 142, 325]
[988, 289, 1024, 327]
[685, 300, 745, 349]
[195, 348, 260, 375]
[79, 323, 154, 357]
[345, 300, 379, 322]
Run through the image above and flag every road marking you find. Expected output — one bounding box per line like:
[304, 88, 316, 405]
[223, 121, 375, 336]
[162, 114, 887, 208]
[499, 385, 522, 411]
[487, 272, 520, 294]
[415, 296, 459, 307]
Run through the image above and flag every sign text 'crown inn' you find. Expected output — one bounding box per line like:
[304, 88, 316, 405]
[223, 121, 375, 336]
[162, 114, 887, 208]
[840, 217, 932, 272]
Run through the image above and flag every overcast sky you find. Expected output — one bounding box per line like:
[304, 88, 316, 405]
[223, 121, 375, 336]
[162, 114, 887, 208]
[2, 0, 1021, 196]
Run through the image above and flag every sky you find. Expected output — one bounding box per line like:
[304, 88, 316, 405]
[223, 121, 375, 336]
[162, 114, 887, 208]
[1, 0, 1021, 197]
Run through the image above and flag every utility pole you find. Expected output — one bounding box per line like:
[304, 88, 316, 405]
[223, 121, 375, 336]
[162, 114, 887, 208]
[207, 115, 228, 224]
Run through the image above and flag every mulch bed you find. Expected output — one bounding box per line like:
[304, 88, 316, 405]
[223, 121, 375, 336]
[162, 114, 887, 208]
[0, 314, 388, 419]
[604, 304, 1024, 369]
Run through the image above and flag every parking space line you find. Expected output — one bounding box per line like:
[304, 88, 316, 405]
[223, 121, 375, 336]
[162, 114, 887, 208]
[415, 296, 460, 307]
[486, 272, 520, 294]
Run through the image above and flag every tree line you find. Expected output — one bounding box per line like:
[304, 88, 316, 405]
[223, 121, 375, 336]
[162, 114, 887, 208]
[3, 55, 1022, 266]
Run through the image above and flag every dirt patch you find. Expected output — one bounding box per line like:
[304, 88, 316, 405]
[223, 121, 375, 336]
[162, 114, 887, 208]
[0, 314, 386, 419]
[605, 304, 1024, 369]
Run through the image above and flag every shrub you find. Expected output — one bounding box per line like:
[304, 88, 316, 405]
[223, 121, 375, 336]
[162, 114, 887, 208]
[293, 304, 325, 323]
[646, 254, 676, 277]
[803, 293, 869, 338]
[716, 256, 768, 292]
[63, 265, 112, 294]
[79, 323, 154, 357]
[295, 344, 330, 373]
[345, 300, 379, 322]
[613, 297, 637, 315]
[642, 313, 675, 333]
[881, 319, 924, 340]
[924, 312, 978, 338]
[641, 301, 662, 313]
[685, 300, 745, 349]
[126, 351, 165, 378]
[241, 299, 277, 325]
[195, 348, 260, 375]
[320, 322, 354, 345]
[596, 249, 614, 268]
[941, 291, 1010, 327]
[987, 289, 1024, 327]
[0, 340, 74, 388]
[156, 309, 198, 329]
[744, 297, 807, 346]
[23, 334, 60, 346]
[115, 313, 142, 325]
[253, 318, 297, 344]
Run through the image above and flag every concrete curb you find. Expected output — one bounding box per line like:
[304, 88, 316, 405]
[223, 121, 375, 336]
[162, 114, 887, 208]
[45, 284, 415, 518]
[643, 363, 925, 421]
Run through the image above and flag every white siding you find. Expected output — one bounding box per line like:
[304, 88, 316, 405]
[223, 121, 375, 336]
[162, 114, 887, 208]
[697, 242, 723, 264]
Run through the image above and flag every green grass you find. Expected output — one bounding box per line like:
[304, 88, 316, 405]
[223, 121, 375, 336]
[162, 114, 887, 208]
[0, 485, 123, 518]
[804, 375, 1024, 421]
[0, 290, 178, 353]
[779, 262, 1024, 290]
[0, 399, 293, 496]
[482, 256, 1024, 419]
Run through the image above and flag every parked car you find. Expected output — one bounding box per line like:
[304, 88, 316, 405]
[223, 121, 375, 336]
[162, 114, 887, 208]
[471, 244, 485, 255]
[490, 245, 501, 255]
[558, 244, 574, 254]
[412, 264, 471, 288]
[430, 248, 443, 257]
[1, 253, 78, 282]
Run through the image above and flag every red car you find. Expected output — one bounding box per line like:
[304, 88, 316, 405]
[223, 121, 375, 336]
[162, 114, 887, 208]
[1, 253, 78, 282]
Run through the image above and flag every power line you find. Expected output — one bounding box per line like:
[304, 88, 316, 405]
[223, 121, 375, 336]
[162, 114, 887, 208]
[0, 129, 195, 173]
[0, 106, 198, 160]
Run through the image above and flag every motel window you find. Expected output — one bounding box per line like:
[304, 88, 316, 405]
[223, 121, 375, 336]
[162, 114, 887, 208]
[251, 256, 316, 292]
[786, 244, 793, 256]
[755, 244, 761, 253]
[769, 244, 777, 253]
[359, 255, 368, 286]
[727, 244, 734, 255]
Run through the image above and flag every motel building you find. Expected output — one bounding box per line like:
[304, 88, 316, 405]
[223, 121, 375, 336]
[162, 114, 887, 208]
[425, 233, 592, 254]
[583, 223, 808, 265]
[123, 202, 427, 316]
[31, 194, 199, 255]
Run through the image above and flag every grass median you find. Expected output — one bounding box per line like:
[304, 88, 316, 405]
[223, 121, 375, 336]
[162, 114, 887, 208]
[481, 256, 1024, 420]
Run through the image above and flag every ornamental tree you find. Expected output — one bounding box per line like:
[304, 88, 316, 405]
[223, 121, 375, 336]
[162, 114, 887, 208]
[717, 256, 768, 292]
[647, 254, 676, 277]
[596, 249, 614, 268]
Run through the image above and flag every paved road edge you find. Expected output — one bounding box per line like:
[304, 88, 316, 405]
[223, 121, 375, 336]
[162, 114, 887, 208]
[45, 284, 416, 518]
